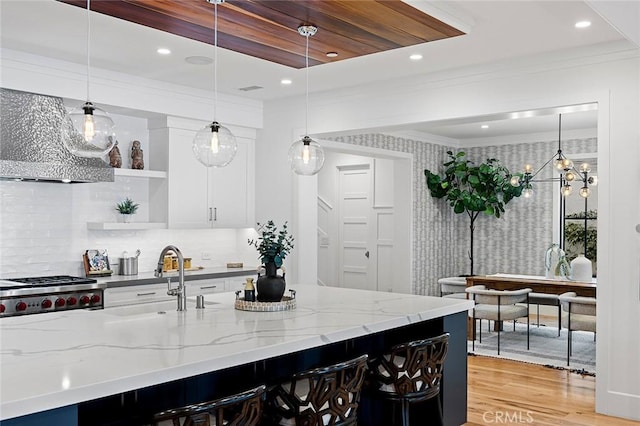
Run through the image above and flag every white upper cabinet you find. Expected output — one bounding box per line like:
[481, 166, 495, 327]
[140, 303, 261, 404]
[209, 137, 255, 228]
[149, 117, 255, 229]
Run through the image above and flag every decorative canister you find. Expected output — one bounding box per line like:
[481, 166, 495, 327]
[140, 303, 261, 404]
[183, 257, 192, 269]
[571, 255, 592, 282]
[171, 256, 178, 270]
[163, 255, 173, 272]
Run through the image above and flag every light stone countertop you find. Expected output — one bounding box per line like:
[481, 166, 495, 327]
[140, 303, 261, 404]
[0, 285, 473, 421]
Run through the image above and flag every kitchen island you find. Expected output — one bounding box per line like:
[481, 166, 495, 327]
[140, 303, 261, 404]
[1, 285, 473, 425]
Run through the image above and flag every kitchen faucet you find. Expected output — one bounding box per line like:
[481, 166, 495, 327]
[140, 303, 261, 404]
[154, 245, 186, 311]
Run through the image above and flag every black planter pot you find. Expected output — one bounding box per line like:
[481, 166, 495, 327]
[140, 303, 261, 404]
[256, 262, 286, 302]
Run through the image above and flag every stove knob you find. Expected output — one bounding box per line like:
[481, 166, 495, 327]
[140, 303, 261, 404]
[55, 298, 66, 307]
[16, 301, 27, 312]
[80, 295, 90, 305]
[41, 299, 53, 309]
[90, 294, 101, 304]
[66, 296, 78, 306]
[0, 304, 5, 313]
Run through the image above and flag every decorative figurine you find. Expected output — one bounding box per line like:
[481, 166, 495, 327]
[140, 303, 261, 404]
[108, 140, 122, 168]
[130, 140, 144, 170]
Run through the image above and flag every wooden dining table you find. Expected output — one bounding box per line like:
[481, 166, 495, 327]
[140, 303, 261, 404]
[464, 274, 596, 337]
[465, 274, 597, 297]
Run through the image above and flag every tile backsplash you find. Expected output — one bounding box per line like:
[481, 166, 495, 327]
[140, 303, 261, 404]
[0, 180, 259, 278]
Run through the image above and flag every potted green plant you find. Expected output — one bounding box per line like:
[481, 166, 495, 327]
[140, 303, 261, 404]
[115, 197, 139, 223]
[425, 151, 523, 275]
[248, 220, 294, 302]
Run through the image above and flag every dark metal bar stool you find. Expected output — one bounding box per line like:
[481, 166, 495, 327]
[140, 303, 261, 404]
[368, 333, 450, 426]
[265, 354, 368, 425]
[152, 384, 266, 426]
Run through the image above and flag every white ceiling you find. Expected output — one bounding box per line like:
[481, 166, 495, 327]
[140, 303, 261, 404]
[0, 0, 631, 139]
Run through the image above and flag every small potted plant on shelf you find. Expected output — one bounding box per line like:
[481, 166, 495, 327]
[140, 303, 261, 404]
[248, 220, 294, 302]
[115, 197, 139, 223]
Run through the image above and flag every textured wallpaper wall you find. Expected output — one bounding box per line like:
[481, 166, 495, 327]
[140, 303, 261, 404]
[329, 133, 597, 296]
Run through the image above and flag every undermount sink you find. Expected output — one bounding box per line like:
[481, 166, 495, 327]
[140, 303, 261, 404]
[106, 299, 218, 318]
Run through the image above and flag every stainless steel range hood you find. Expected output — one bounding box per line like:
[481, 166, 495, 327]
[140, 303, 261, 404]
[0, 88, 114, 183]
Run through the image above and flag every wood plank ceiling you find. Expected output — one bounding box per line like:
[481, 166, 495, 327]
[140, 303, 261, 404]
[57, 0, 465, 69]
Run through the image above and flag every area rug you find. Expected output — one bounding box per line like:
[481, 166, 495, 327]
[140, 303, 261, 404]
[467, 321, 596, 375]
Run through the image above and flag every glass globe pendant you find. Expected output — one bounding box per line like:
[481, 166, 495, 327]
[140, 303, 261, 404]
[288, 24, 324, 176]
[192, 0, 237, 168]
[193, 121, 237, 167]
[64, 0, 116, 158]
[64, 101, 115, 158]
[289, 135, 325, 175]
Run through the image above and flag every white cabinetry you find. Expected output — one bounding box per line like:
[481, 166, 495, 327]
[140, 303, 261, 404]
[190, 278, 226, 295]
[104, 283, 172, 308]
[149, 117, 255, 229]
[104, 275, 254, 308]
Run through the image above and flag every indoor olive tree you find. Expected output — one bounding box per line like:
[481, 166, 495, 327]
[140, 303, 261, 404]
[425, 151, 523, 275]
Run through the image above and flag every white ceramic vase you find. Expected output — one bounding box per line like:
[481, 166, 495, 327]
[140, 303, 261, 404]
[571, 254, 592, 282]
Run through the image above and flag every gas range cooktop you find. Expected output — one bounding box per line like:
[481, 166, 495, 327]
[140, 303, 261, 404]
[0, 275, 97, 290]
[0, 275, 106, 317]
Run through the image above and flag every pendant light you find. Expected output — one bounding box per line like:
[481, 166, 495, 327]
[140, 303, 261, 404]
[64, 0, 116, 158]
[510, 114, 597, 198]
[192, 0, 237, 168]
[288, 25, 325, 176]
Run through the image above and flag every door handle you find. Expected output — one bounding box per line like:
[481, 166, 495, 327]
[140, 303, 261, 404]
[364, 250, 370, 259]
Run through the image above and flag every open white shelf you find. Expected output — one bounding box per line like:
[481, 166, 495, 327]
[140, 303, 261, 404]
[114, 169, 167, 179]
[87, 222, 167, 230]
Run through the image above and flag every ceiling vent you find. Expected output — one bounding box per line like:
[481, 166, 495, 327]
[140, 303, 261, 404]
[237, 85, 263, 92]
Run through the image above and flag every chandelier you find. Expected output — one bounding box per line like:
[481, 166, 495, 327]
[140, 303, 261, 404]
[510, 114, 597, 198]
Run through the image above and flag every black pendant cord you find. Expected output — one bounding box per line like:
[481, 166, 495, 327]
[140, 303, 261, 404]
[213, 1, 218, 121]
[85, 0, 91, 102]
[304, 30, 309, 136]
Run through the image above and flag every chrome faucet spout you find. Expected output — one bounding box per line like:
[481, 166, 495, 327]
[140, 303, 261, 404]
[156, 245, 186, 311]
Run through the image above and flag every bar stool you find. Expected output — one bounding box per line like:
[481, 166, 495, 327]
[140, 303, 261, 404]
[368, 333, 449, 426]
[265, 354, 368, 425]
[153, 384, 266, 426]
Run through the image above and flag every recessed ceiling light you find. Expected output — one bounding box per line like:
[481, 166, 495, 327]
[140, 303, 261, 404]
[481, 125, 489, 129]
[409, 54, 423, 61]
[575, 21, 591, 29]
[157, 48, 171, 55]
[326, 51, 338, 58]
[281, 79, 292, 85]
[185, 56, 213, 65]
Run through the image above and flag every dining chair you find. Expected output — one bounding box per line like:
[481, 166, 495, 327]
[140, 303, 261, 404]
[264, 354, 368, 425]
[437, 277, 467, 299]
[558, 291, 596, 366]
[367, 333, 450, 426]
[466, 285, 532, 355]
[528, 292, 561, 336]
[152, 384, 266, 426]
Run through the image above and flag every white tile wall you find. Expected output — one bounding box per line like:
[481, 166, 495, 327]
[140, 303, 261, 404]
[0, 180, 259, 279]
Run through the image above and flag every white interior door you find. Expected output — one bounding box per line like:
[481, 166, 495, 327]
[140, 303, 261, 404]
[338, 165, 375, 290]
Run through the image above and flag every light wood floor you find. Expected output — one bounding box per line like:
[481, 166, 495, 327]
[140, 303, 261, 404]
[465, 355, 638, 425]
